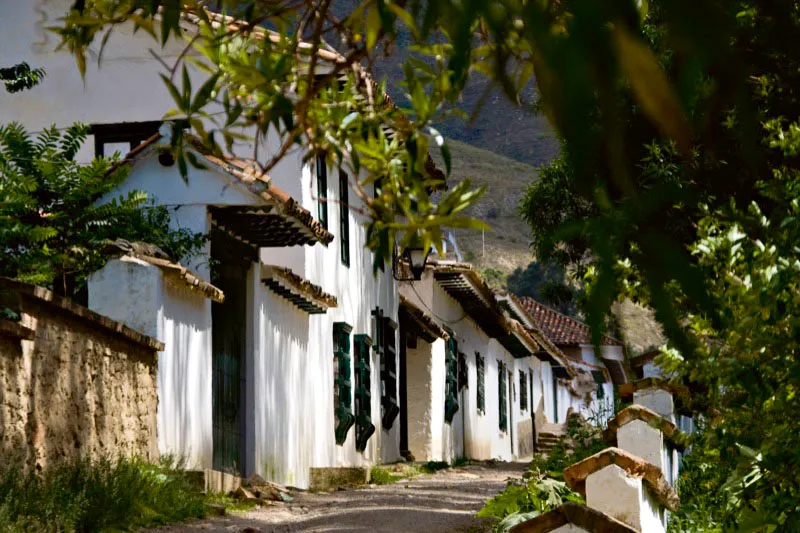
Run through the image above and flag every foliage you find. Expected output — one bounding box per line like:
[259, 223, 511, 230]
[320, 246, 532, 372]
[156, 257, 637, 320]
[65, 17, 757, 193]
[478, 415, 603, 531]
[477, 476, 582, 532]
[0, 63, 45, 93]
[52, 1, 800, 524]
[204, 491, 259, 513]
[507, 260, 581, 317]
[0, 122, 204, 298]
[369, 465, 396, 485]
[0, 455, 207, 532]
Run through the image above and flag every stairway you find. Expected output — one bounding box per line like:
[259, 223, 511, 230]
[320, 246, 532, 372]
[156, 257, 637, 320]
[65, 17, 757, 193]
[536, 423, 567, 454]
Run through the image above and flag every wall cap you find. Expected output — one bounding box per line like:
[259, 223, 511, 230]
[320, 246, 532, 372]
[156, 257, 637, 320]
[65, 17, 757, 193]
[509, 502, 638, 533]
[563, 447, 680, 511]
[0, 277, 164, 352]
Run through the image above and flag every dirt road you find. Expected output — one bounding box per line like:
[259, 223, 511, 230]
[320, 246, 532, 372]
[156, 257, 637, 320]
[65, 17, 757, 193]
[153, 462, 527, 533]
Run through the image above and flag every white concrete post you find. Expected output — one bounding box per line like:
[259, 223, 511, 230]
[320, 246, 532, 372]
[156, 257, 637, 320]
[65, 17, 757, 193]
[617, 419, 666, 474]
[633, 387, 675, 423]
[585, 464, 666, 533]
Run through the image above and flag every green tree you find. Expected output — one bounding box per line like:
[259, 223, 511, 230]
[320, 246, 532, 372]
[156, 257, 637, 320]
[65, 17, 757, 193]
[1, 62, 46, 93]
[0, 122, 204, 298]
[507, 259, 580, 317]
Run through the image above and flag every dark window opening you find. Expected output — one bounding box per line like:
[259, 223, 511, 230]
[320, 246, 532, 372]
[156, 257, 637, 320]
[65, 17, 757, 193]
[519, 370, 528, 411]
[444, 337, 459, 424]
[316, 154, 328, 230]
[339, 170, 350, 267]
[90, 121, 162, 158]
[498, 360, 508, 432]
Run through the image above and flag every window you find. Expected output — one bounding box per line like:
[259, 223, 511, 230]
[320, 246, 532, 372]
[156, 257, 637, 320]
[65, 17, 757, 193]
[375, 309, 399, 429]
[90, 121, 162, 158]
[339, 169, 350, 266]
[354, 334, 375, 452]
[519, 370, 528, 411]
[476, 353, 485, 414]
[316, 154, 328, 230]
[553, 374, 559, 424]
[444, 337, 459, 424]
[333, 322, 355, 445]
[592, 371, 606, 400]
[529, 371, 534, 413]
[498, 361, 508, 432]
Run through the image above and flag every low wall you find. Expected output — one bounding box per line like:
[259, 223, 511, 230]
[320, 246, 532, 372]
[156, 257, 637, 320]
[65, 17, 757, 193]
[0, 278, 162, 469]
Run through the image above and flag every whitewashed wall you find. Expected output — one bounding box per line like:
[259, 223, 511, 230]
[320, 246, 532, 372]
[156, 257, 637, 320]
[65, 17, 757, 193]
[89, 257, 213, 469]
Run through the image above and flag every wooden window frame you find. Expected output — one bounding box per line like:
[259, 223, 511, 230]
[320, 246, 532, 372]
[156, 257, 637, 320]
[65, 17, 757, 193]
[333, 322, 355, 445]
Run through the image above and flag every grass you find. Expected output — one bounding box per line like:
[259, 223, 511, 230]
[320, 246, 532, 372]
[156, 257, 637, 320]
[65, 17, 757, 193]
[370, 458, 474, 486]
[204, 491, 259, 513]
[0, 455, 209, 532]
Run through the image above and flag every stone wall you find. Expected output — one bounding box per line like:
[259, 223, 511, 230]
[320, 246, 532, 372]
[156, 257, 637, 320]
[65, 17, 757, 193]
[0, 278, 161, 469]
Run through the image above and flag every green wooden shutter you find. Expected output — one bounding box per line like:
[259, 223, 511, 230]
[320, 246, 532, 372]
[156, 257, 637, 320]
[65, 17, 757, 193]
[444, 337, 459, 424]
[333, 322, 354, 445]
[498, 361, 507, 432]
[354, 334, 375, 452]
[380, 315, 399, 429]
[476, 353, 485, 414]
[519, 370, 528, 411]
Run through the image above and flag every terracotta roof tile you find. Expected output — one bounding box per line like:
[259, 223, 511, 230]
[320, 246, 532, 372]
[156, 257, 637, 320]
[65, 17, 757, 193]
[517, 297, 623, 347]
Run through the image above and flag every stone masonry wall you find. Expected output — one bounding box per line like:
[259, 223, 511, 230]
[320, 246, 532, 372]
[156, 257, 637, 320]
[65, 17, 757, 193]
[0, 279, 161, 469]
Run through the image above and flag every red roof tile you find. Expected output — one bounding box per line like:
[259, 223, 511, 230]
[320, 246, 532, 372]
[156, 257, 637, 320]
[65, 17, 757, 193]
[517, 297, 623, 347]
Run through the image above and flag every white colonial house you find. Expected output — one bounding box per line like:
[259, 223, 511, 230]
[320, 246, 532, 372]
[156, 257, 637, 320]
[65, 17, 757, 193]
[1, 0, 627, 487]
[0, 1, 420, 488]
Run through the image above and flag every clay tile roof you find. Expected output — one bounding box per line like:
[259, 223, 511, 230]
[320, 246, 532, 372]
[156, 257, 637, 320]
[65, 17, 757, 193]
[509, 502, 638, 533]
[261, 265, 337, 314]
[563, 447, 680, 511]
[399, 295, 450, 343]
[604, 405, 687, 451]
[517, 297, 623, 347]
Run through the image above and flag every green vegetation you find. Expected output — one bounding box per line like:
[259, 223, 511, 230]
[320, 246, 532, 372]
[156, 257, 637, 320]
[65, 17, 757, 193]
[204, 491, 259, 514]
[54, 0, 800, 526]
[0, 455, 207, 532]
[478, 416, 605, 532]
[370, 459, 465, 486]
[0, 122, 204, 299]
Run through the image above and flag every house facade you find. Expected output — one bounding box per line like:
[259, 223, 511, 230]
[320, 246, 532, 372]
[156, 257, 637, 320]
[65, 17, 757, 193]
[2, 2, 408, 488]
[399, 261, 587, 462]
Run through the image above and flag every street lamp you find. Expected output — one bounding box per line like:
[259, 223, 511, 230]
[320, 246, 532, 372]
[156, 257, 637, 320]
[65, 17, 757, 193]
[405, 245, 429, 280]
[393, 240, 430, 281]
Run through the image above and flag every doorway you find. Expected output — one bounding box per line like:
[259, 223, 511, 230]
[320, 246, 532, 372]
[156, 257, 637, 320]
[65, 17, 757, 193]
[211, 233, 250, 475]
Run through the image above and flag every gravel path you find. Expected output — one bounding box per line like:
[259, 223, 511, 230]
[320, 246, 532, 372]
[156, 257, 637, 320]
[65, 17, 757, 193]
[151, 461, 527, 533]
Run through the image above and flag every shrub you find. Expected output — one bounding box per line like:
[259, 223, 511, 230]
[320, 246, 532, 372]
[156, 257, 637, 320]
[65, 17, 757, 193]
[0, 455, 207, 531]
[369, 466, 396, 485]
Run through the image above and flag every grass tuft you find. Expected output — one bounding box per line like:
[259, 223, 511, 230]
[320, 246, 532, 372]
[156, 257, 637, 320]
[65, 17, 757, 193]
[0, 454, 207, 532]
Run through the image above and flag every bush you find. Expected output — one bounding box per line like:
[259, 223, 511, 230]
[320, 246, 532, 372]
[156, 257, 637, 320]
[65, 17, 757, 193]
[369, 466, 396, 485]
[0, 455, 207, 532]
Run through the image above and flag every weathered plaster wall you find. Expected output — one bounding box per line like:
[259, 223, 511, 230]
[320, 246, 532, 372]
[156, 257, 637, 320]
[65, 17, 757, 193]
[0, 282, 159, 469]
[89, 257, 213, 469]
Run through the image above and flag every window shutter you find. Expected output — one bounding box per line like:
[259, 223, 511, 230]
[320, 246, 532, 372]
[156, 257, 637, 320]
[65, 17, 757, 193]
[498, 361, 507, 432]
[592, 370, 606, 399]
[476, 353, 485, 414]
[333, 322, 354, 445]
[519, 370, 528, 411]
[354, 334, 375, 452]
[444, 337, 460, 424]
[380, 315, 399, 429]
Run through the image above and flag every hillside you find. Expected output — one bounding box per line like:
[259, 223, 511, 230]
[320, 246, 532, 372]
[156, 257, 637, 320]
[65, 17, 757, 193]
[433, 139, 538, 276]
